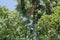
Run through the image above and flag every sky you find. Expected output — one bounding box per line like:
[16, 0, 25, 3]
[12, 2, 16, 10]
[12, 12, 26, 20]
[0, 0, 17, 10]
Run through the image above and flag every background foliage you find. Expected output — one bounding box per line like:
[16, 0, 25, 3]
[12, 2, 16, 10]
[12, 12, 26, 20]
[0, 0, 60, 40]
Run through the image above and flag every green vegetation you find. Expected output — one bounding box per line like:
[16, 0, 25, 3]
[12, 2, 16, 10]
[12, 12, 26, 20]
[0, 0, 60, 40]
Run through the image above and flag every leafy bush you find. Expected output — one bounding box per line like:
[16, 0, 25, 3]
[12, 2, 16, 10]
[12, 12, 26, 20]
[37, 6, 60, 40]
[0, 6, 25, 40]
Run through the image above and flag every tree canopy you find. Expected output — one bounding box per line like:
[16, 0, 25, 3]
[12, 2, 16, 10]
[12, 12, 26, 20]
[0, 0, 60, 40]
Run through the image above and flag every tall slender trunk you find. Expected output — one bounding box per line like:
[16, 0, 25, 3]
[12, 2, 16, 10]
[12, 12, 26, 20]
[34, 30, 38, 40]
[32, 0, 38, 40]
